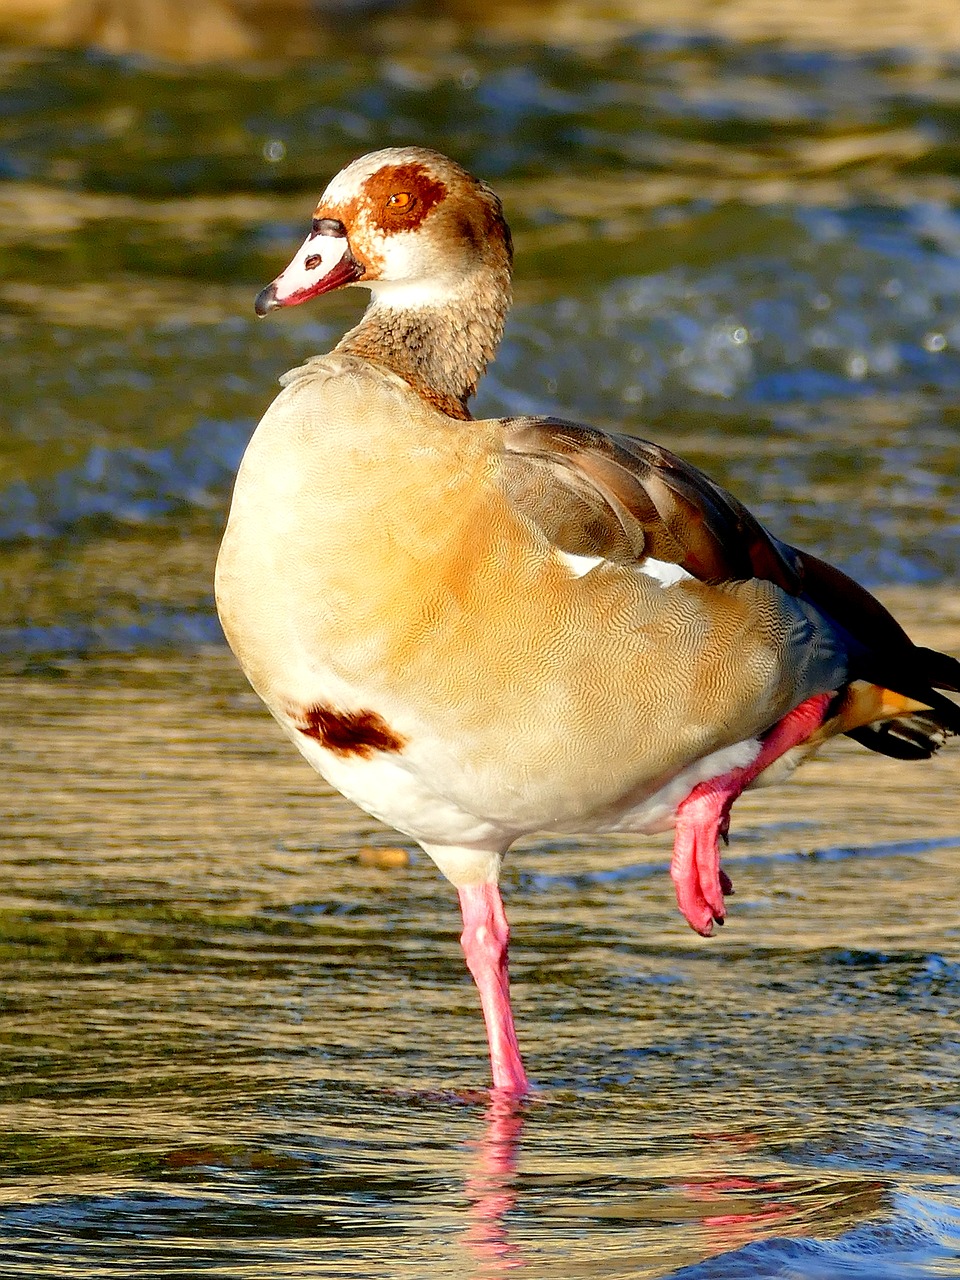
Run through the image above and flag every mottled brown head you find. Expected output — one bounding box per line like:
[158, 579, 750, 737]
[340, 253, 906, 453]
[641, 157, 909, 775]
[255, 147, 512, 316]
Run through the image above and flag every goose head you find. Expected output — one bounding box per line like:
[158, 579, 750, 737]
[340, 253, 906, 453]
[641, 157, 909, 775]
[255, 147, 512, 318]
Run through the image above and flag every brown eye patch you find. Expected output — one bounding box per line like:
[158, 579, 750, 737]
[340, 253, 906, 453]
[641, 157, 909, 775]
[362, 162, 447, 231]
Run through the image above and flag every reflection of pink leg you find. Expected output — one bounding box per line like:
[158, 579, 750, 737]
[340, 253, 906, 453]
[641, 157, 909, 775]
[671, 694, 833, 936]
[458, 883, 530, 1096]
[463, 1091, 525, 1268]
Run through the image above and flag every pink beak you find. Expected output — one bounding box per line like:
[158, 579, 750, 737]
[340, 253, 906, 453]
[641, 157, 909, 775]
[255, 218, 364, 316]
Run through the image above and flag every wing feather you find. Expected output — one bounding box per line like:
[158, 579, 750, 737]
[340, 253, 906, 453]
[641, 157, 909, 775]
[497, 414, 960, 757]
[499, 415, 801, 589]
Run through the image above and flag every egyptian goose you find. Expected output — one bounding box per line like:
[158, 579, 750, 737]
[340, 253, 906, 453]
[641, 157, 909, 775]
[215, 147, 960, 1095]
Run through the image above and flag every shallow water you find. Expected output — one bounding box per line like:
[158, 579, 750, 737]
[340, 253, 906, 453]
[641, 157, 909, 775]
[1, 636, 960, 1278]
[0, 8, 959, 1278]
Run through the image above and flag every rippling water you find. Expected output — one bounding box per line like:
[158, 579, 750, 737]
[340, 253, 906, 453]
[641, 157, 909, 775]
[4, 30, 960, 652]
[0, 9, 958, 1278]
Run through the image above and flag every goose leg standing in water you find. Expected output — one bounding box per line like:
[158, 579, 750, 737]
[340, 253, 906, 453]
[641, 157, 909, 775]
[215, 148, 960, 1094]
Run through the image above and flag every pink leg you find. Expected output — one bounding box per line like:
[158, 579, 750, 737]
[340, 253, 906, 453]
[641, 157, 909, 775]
[671, 694, 833, 936]
[457, 882, 531, 1096]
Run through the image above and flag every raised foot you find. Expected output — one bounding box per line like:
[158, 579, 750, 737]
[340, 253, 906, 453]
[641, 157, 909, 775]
[671, 694, 833, 935]
[672, 790, 737, 936]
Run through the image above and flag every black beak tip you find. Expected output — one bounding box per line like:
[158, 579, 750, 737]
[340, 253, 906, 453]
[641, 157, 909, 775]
[254, 283, 279, 317]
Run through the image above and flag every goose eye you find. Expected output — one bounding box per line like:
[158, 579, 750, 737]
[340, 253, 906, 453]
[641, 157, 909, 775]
[386, 191, 414, 210]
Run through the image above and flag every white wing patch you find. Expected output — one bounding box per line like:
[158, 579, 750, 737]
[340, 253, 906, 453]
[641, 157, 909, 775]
[638, 557, 695, 588]
[558, 551, 696, 585]
[556, 551, 605, 578]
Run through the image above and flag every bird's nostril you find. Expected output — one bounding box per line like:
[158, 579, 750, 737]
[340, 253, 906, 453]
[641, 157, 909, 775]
[304, 255, 322, 271]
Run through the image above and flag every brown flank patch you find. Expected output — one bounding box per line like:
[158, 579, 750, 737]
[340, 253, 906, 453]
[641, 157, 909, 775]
[297, 705, 407, 757]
